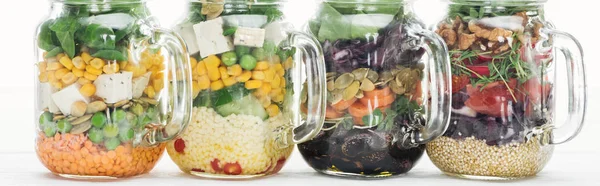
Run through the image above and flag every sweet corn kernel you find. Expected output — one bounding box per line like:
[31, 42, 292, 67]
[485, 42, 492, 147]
[267, 104, 280, 117]
[236, 71, 252, 82]
[284, 57, 293, 69]
[86, 66, 103, 76]
[192, 81, 201, 99]
[90, 58, 106, 69]
[153, 80, 164, 91]
[61, 72, 77, 85]
[207, 66, 221, 81]
[277, 68, 285, 77]
[72, 57, 86, 70]
[102, 63, 120, 74]
[280, 78, 286, 88]
[223, 77, 237, 87]
[259, 96, 271, 108]
[204, 55, 221, 68]
[245, 80, 263, 89]
[83, 72, 98, 81]
[77, 78, 92, 85]
[79, 83, 96, 97]
[47, 71, 57, 82]
[153, 72, 165, 81]
[151, 56, 163, 66]
[270, 88, 282, 98]
[227, 65, 243, 76]
[56, 53, 65, 61]
[38, 62, 48, 73]
[271, 75, 281, 88]
[132, 66, 148, 78]
[219, 67, 229, 80]
[72, 68, 84, 77]
[264, 69, 275, 83]
[198, 75, 211, 90]
[51, 81, 63, 89]
[46, 62, 64, 71]
[81, 52, 93, 64]
[54, 68, 70, 80]
[118, 61, 128, 69]
[211, 80, 225, 91]
[145, 86, 156, 98]
[255, 61, 270, 71]
[268, 55, 281, 64]
[273, 94, 284, 103]
[141, 58, 153, 69]
[189, 57, 198, 69]
[252, 71, 265, 80]
[259, 83, 272, 95]
[273, 63, 283, 71]
[196, 61, 208, 76]
[39, 72, 49, 83]
[59, 56, 74, 70]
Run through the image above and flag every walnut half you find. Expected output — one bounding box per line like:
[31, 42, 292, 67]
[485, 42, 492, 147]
[458, 33, 477, 50]
[438, 29, 457, 46]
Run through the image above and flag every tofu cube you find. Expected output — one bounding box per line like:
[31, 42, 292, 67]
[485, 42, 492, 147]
[264, 21, 291, 46]
[132, 72, 152, 98]
[193, 17, 234, 58]
[175, 23, 200, 55]
[234, 27, 266, 47]
[40, 83, 59, 113]
[94, 72, 133, 103]
[51, 84, 90, 115]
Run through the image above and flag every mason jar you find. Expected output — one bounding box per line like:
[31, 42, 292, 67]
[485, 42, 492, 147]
[297, 0, 453, 178]
[165, 0, 327, 179]
[427, 0, 586, 180]
[34, 0, 192, 179]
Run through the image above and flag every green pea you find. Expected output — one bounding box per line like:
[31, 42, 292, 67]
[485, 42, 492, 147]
[103, 124, 119, 138]
[39, 112, 52, 125]
[235, 46, 251, 57]
[277, 50, 288, 62]
[57, 119, 72, 133]
[263, 41, 278, 55]
[44, 125, 57, 137]
[91, 112, 107, 128]
[132, 103, 144, 116]
[111, 109, 127, 123]
[140, 115, 153, 126]
[240, 55, 257, 70]
[252, 48, 267, 61]
[221, 52, 238, 66]
[104, 138, 121, 151]
[123, 112, 136, 128]
[119, 128, 134, 142]
[88, 128, 104, 144]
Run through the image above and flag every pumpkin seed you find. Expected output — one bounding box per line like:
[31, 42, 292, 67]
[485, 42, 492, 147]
[86, 101, 107, 114]
[326, 72, 338, 79]
[343, 81, 360, 101]
[53, 115, 65, 121]
[352, 68, 369, 81]
[366, 70, 379, 82]
[334, 73, 355, 89]
[114, 100, 130, 108]
[331, 90, 343, 105]
[327, 80, 335, 91]
[355, 90, 364, 99]
[390, 82, 406, 95]
[122, 103, 132, 109]
[201, 0, 224, 20]
[141, 97, 158, 105]
[70, 121, 92, 134]
[66, 116, 78, 122]
[359, 79, 375, 91]
[72, 114, 93, 125]
[379, 71, 394, 83]
[132, 103, 144, 116]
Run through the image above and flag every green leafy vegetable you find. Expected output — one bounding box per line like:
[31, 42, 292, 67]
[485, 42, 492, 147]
[92, 50, 127, 61]
[45, 47, 64, 58]
[223, 27, 237, 36]
[264, 7, 283, 23]
[55, 31, 76, 58]
[362, 108, 384, 127]
[38, 20, 57, 51]
[82, 24, 116, 50]
[315, 3, 350, 42]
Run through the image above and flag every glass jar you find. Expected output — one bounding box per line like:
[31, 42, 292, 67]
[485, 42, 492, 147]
[427, 0, 586, 180]
[165, 0, 326, 179]
[34, 0, 192, 179]
[297, 0, 452, 178]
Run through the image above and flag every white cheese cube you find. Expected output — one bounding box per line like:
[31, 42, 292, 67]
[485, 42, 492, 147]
[40, 83, 59, 113]
[52, 84, 90, 115]
[264, 21, 291, 46]
[175, 23, 200, 55]
[234, 27, 266, 47]
[94, 72, 133, 103]
[132, 72, 152, 98]
[221, 15, 268, 28]
[193, 17, 234, 58]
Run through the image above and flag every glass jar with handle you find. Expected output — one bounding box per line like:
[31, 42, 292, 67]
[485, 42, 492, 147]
[297, 0, 453, 178]
[34, 0, 193, 179]
[165, 0, 327, 179]
[427, 0, 586, 180]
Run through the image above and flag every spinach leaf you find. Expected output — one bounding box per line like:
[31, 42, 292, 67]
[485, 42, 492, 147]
[264, 7, 283, 23]
[82, 24, 117, 50]
[223, 27, 237, 36]
[92, 50, 127, 61]
[362, 108, 384, 127]
[49, 17, 79, 33]
[316, 3, 351, 42]
[45, 47, 64, 58]
[193, 90, 213, 107]
[38, 20, 57, 51]
[55, 31, 76, 58]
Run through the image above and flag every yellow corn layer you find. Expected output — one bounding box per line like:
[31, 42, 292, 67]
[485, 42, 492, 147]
[252, 71, 265, 80]
[145, 86, 156, 98]
[77, 78, 92, 85]
[59, 56, 74, 70]
[255, 61, 270, 71]
[79, 83, 96, 97]
[204, 55, 221, 68]
[83, 72, 98, 81]
[47, 72, 57, 82]
[90, 58, 106, 70]
[54, 68, 70, 80]
[196, 61, 207, 76]
[219, 66, 229, 80]
[192, 82, 201, 99]
[86, 66, 103, 76]
[103, 63, 120, 74]
[38, 62, 48, 73]
[81, 52, 93, 64]
[190, 57, 198, 69]
[46, 62, 64, 71]
[263, 69, 275, 83]
[227, 65, 243, 76]
[236, 71, 252, 82]
[51, 81, 63, 89]
[267, 104, 280, 117]
[207, 66, 221, 81]
[61, 73, 77, 85]
[223, 77, 237, 87]
[245, 80, 262, 90]
[211, 80, 224, 91]
[72, 57, 86, 70]
[38, 72, 48, 83]
[198, 75, 211, 90]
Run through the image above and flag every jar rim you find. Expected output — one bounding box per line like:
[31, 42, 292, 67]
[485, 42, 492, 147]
[52, 0, 146, 5]
[449, 0, 548, 5]
[320, 0, 405, 4]
[189, 0, 286, 5]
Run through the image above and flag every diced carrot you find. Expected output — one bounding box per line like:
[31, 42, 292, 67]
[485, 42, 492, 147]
[359, 94, 396, 108]
[353, 117, 364, 125]
[364, 87, 392, 98]
[325, 106, 344, 119]
[331, 98, 357, 111]
[411, 80, 423, 104]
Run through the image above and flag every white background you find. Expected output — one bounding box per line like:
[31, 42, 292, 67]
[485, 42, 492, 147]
[0, 0, 598, 185]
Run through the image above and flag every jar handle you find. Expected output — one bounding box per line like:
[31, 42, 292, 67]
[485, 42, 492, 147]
[541, 29, 587, 145]
[284, 31, 327, 144]
[401, 29, 452, 148]
[138, 28, 193, 146]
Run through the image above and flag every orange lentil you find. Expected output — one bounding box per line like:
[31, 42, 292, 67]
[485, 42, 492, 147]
[107, 151, 116, 159]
